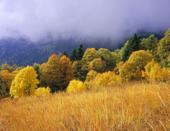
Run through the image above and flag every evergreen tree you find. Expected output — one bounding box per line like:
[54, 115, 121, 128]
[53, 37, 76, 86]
[120, 34, 141, 61]
[70, 44, 84, 61]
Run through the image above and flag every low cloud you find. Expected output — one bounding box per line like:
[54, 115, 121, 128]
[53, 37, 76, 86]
[0, 0, 170, 42]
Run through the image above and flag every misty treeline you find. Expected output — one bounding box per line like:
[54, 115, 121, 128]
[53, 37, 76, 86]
[1, 28, 170, 98]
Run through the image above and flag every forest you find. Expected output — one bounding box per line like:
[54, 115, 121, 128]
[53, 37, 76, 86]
[0, 29, 170, 130]
[0, 28, 170, 97]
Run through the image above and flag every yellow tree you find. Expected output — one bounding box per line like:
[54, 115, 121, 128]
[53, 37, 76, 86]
[89, 58, 106, 72]
[119, 50, 153, 80]
[40, 54, 60, 92]
[82, 48, 99, 63]
[10, 66, 39, 98]
[59, 55, 73, 90]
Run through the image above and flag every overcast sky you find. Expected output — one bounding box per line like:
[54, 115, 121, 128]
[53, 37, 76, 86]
[0, 0, 170, 41]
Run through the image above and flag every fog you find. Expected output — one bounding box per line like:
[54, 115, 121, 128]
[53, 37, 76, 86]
[0, 0, 170, 42]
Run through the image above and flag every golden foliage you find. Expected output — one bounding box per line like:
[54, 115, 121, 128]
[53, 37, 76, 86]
[59, 55, 73, 90]
[82, 48, 99, 62]
[0, 70, 16, 97]
[119, 50, 153, 80]
[86, 71, 122, 89]
[66, 80, 86, 93]
[85, 70, 98, 82]
[40, 54, 60, 89]
[0, 70, 16, 90]
[34, 87, 51, 96]
[143, 60, 170, 82]
[0, 83, 170, 130]
[10, 66, 39, 98]
[89, 58, 106, 72]
[127, 50, 153, 67]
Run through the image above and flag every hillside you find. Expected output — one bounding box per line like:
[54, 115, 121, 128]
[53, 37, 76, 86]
[0, 82, 169, 131]
[0, 31, 163, 66]
[0, 38, 116, 66]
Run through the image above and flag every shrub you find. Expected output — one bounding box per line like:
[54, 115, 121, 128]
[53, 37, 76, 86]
[143, 60, 170, 82]
[67, 80, 86, 93]
[34, 87, 51, 96]
[86, 71, 122, 89]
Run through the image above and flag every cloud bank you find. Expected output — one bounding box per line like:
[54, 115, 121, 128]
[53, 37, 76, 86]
[0, 0, 170, 42]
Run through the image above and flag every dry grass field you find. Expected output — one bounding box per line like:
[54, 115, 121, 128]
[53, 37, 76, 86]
[0, 82, 170, 131]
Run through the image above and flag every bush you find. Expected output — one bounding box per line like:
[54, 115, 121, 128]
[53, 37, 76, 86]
[67, 80, 86, 93]
[143, 60, 170, 82]
[35, 87, 51, 96]
[86, 71, 122, 89]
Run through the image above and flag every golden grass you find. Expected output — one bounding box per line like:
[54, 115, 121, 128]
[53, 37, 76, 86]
[0, 82, 170, 131]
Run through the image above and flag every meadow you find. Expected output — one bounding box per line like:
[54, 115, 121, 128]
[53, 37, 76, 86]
[0, 82, 169, 131]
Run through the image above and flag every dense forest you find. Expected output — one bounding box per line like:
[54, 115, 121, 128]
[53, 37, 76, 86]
[0, 28, 170, 98]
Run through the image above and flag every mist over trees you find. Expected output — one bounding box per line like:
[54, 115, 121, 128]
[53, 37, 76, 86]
[0, 28, 170, 98]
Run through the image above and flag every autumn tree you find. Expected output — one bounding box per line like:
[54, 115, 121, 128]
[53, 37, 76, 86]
[10, 66, 39, 98]
[72, 60, 88, 81]
[97, 48, 115, 70]
[0, 70, 16, 97]
[89, 58, 106, 72]
[119, 50, 153, 80]
[157, 28, 170, 67]
[59, 55, 73, 90]
[82, 48, 99, 63]
[127, 50, 153, 68]
[85, 70, 98, 82]
[40, 54, 60, 92]
[0, 64, 17, 72]
[111, 50, 121, 65]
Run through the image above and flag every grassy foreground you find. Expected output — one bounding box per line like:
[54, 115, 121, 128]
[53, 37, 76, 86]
[0, 83, 170, 131]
